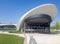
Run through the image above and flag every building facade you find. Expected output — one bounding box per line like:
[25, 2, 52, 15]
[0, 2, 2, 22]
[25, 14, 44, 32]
[17, 4, 57, 33]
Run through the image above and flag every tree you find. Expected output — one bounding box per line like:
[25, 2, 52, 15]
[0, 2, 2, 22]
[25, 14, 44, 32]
[50, 26, 55, 29]
[55, 22, 60, 30]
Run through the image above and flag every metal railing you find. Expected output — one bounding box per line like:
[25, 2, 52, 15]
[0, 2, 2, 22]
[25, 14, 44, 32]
[29, 36, 37, 44]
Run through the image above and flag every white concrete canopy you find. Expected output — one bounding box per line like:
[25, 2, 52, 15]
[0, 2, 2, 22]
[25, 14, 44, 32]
[17, 4, 57, 30]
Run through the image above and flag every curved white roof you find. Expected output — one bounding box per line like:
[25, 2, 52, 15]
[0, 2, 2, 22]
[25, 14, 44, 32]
[17, 4, 57, 30]
[0, 24, 17, 26]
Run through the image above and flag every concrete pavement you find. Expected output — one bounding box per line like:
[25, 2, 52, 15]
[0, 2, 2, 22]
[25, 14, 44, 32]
[0, 32, 60, 44]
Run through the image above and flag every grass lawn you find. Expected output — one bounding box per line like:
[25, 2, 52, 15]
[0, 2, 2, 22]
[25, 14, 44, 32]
[0, 34, 24, 44]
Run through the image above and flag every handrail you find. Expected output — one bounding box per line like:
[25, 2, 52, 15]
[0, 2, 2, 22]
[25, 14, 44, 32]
[29, 36, 37, 44]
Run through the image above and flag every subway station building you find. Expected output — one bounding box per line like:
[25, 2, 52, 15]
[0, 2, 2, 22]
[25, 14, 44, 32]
[17, 4, 57, 33]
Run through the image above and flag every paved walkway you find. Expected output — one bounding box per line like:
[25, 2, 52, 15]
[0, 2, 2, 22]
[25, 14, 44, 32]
[26, 33, 60, 44]
[0, 32, 60, 44]
[0, 32, 25, 37]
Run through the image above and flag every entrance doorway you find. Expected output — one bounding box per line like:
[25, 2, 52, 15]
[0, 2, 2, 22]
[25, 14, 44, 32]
[24, 23, 50, 33]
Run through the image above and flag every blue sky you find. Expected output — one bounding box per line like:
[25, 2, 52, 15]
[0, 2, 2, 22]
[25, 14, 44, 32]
[0, 0, 60, 25]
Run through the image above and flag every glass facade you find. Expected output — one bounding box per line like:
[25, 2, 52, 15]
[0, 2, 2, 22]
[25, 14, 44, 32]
[23, 23, 50, 33]
[23, 14, 51, 33]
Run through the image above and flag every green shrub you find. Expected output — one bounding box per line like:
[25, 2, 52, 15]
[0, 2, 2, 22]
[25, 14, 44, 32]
[9, 30, 22, 33]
